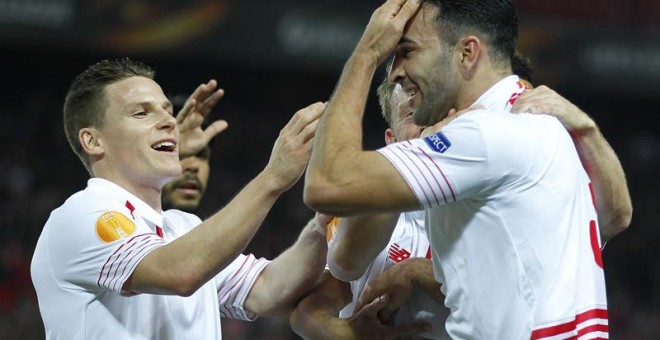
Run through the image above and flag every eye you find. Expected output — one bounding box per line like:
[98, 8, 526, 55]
[132, 111, 148, 118]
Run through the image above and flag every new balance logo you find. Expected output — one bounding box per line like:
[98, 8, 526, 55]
[388, 243, 411, 263]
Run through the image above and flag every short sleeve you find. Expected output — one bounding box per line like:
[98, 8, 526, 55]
[377, 114, 491, 209]
[215, 254, 270, 321]
[46, 198, 166, 295]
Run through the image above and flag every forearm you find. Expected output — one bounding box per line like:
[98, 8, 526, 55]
[245, 219, 328, 316]
[328, 213, 399, 281]
[305, 52, 379, 214]
[129, 170, 285, 295]
[290, 292, 350, 340]
[573, 125, 632, 242]
[290, 271, 353, 340]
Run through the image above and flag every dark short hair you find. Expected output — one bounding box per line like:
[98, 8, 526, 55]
[423, 0, 518, 65]
[63, 58, 155, 174]
[511, 52, 533, 84]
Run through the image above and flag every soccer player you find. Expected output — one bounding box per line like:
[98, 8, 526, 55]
[304, 1, 632, 338]
[31, 58, 328, 339]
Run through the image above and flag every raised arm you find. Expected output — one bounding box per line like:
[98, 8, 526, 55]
[243, 214, 329, 316]
[512, 86, 632, 242]
[125, 102, 325, 296]
[303, 0, 422, 216]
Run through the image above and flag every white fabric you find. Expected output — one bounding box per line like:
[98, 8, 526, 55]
[337, 211, 450, 339]
[377, 76, 608, 339]
[31, 178, 269, 340]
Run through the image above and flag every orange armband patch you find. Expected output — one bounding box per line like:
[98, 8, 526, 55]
[96, 211, 136, 243]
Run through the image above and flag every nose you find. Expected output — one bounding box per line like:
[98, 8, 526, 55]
[387, 56, 405, 84]
[157, 109, 177, 131]
[180, 156, 200, 174]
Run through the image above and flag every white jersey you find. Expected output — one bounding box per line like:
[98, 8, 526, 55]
[377, 76, 608, 339]
[334, 211, 450, 339]
[31, 178, 270, 340]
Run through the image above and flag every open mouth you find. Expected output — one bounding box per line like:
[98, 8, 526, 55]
[151, 140, 177, 153]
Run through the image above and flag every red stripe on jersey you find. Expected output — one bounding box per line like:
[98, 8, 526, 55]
[412, 146, 449, 203]
[398, 142, 442, 205]
[590, 220, 604, 269]
[530, 308, 608, 339]
[390, 144, 437, 206]
[418, 147, 456, 202]
[218, 255, 251, 298]
[97, 233, 153, 287]
[125, 200, 136, 219]
[425, 246, 432, 259]
[103, 236, 159, 290]
[577, 323, 609, 337]
[156, 226, 164, 238]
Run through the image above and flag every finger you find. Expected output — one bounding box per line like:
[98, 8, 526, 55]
[199, 88, 225, 116]
[176, 99, 196, 123]
[298, 117, 320, 144]
[355, 286, 381, 313]
[290, 102, 325, 134]
[356, 294, 389, 318]
[392, 0, 422, 27]
[202, 120, 229, 141]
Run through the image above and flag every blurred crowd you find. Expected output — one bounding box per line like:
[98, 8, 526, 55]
[0, 44, 658, 339]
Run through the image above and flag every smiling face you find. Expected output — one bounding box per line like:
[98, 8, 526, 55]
[387, 84, 424, 143]
[388, 5, 461, 127]
[92, 76, 181, 191]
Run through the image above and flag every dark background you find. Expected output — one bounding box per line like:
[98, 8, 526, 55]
[0, 0, 658, 339]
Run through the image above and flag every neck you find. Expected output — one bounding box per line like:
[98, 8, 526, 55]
[93, 168, 165, 212]
[456, 70, 510, 110]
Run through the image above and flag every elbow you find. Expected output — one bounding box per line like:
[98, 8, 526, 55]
[326, 250, 365, 282]
[612, 204, 633, 234]
[303, 177, 344, 216]
[169, 271, 207, 297]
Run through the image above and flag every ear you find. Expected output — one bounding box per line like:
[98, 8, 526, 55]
[457, 36, 482, 79]
[79, 128, 104, 158]
[385, 128, 397, 145]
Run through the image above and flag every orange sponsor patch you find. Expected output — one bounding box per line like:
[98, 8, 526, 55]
[96, 211, 136, 243]
[326, 217, 340, 243]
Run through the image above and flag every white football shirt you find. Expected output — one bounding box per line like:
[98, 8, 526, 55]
[377, 76, 608, 339]
[335, 211, 450, 339]
[31, 178, 269, 339]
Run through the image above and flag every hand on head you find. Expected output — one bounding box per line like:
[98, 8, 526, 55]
[356, 0, 422, 65]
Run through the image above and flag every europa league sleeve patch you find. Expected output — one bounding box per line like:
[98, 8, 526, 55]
[326, 217, 340, 244]
[96, 211, 137, 243]
[423, 131, 452, 153]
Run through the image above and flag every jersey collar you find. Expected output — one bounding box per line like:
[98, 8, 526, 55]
[471, 75, 522, 111]
[87, 178, 164, 227]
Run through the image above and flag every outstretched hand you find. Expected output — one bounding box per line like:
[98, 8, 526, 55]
[265, 102, 326, 192]
[177, 79, 229, 156]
